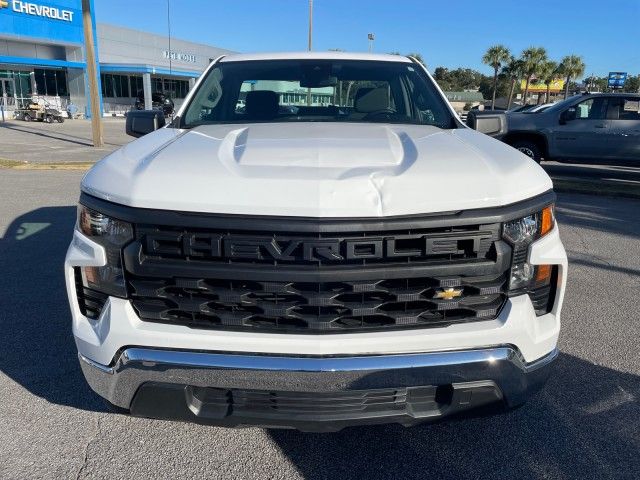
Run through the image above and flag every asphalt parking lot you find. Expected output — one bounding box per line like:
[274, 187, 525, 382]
[0, 118, 129, 164]
[0, 170, 638, 479]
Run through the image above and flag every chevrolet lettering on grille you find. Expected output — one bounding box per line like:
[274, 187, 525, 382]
[143, 232, 494, 263]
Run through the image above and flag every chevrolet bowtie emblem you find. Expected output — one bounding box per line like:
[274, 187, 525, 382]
[434, 287, 463, 300]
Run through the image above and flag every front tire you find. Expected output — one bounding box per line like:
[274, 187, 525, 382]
[511, 140, 542, 163]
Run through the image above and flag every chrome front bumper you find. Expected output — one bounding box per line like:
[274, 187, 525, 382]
[80, 346, 557, 431]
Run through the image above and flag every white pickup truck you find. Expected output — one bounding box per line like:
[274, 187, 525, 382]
[65, 52, 567, 431]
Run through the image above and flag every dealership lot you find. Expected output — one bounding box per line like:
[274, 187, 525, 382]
[0, 118, 129, 164]
[0, 170, 638, 479]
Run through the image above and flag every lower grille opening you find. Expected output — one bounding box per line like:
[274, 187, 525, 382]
[74, 267, 108, 319]
[129, 273, 508, 333]
[529, 266, 558, 316]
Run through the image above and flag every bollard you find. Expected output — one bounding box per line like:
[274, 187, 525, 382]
[1, 105, 4, 122]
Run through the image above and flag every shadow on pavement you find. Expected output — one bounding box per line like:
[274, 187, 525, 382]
[556, 192, 640, 239]
[268, 353, 639, 479]
[0, 205, 104, 412]
[0, 122, 123, 148]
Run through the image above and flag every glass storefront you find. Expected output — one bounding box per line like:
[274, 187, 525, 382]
[152, 77, 190, 99]
[34, 69, 69, 97]
[101, 73, 190, 101]
[0, 70, 34, 105]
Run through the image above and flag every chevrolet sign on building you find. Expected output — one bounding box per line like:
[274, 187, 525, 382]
[0, 0, 233, 117]
[7, 0, 74, 22]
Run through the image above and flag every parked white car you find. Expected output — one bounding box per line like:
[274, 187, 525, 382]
[65, 52, 567, 431]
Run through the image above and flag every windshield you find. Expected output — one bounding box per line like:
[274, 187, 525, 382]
[543, 95, 581, 113]
[182, 59, 455, 128]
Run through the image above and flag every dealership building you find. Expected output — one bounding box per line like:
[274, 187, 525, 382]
[0, 0, 234, 117]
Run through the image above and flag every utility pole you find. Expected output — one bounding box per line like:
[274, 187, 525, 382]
[81, 0, 103, 147]
[368, 33, 375, 53]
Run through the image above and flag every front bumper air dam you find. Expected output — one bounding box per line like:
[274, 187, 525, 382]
[80, 346, 557, 432]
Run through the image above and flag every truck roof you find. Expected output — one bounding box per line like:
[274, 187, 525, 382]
[219, 51, 414, 63]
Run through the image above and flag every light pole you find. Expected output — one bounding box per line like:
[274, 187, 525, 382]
[308, 0, 313, 51]
[368, 33, 375, 53]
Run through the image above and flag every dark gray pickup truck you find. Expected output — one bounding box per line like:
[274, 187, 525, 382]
[471, 93, 640, 164]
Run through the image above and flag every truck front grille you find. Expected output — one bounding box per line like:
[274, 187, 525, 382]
[122, 215, 511, 333]
[129, 273, 507, 332]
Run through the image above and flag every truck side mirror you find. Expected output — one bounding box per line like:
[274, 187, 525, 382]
[126, 110, 166, 138]
[559, 108, 576, 125]
[465, 111, 507, 138]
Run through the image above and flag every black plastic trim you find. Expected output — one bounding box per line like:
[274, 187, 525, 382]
[129, 380, 504, 432]
[124, 241, 511, 282]
[79, 190, 556, 233]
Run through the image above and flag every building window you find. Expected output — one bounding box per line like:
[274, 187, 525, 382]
[130, 76, 143, 97]
[151, 77, 190, 99]
[34, 69, 68, 96]
[152, 77, 163, 95]
[100, 73, 131, 98]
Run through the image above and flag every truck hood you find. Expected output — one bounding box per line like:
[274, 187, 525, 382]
[82, 123, 552, 217]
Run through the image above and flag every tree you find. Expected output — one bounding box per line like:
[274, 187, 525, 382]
[624, 75, 640, 93]
[432, 67, 482, 91]
[433, 67, 451, 89]
[478, 74, 509, 102]
[520, 47, 548, 105]
[502, 57, 524, 109]
[559, 55, 586, 99]
[447, 68, 484, 90]
[482, 45, 511, 109]
[538, 60, 559, 103]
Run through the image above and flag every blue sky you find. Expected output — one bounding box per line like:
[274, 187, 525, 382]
[96, 0, 639, 77]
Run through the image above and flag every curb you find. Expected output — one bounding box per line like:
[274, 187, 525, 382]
[552, 178, 640, 200]
[0, 159, 93, 170]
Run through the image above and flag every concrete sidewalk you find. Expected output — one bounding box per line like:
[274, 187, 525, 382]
[0, 117, 131, 164]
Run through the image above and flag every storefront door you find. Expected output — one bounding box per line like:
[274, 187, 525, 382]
[0, 78, 17, 110]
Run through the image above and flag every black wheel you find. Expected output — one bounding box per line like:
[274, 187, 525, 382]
[44, 115, 53, 123]
[24, 114, 32, 122]
[57, 116, 65, 123]
[511, 140, 542, 163]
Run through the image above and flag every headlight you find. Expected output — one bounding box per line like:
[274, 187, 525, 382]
[77, 205, 133, 298]
[503, 205, 554, 246]
[503, 204, 555, 301]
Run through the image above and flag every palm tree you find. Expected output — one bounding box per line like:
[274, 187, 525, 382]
[502, 57, 524, 109]
[482, 45, 511, 109]
[520, 47, 548, 105]
[538, 60, 559, 103]
[559, 55, 586, 99]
